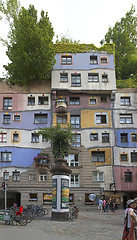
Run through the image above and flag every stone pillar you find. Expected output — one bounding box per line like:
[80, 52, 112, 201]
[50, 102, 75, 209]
[50, 158, 72, 221]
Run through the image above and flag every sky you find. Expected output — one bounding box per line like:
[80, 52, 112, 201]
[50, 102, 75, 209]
[0, 0, 137, 77]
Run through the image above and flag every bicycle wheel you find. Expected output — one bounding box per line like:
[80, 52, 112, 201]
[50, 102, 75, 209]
[19, 216, 27, 226]
[44, 209, 49, 215]
[37, 210, 45, 217]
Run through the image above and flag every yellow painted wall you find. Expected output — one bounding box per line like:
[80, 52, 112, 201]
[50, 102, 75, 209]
[81, 109, 112, 128]
[88, 148, 113, 166]
[52, 113, 70, 127]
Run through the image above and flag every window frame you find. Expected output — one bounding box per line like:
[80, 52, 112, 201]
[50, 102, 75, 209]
[31, 133, 39, 143]
[92, 151, 105, 162]
[90, 55, 98, 65]
[120, 153, 128, 162]
[119, 114, 133, 124]
[65, 154, 79, 167]
[3, 97, 12, 110]
[12, 133, 19, 142]
[95, 113, 108, 124]
[102, 74, 108, 82]
[3, 114, 11, 124]
[34, 113, 48, 124]
[70, 115, 80, 129]
[61, 55, 72, 65]
[125, 172, 132, 182]
[120, 97, 130, 106]
[131, 133, 137, 142]
[100, 56, 108, 64]
[131, 152, 137, 162]
[120, 133, 128, 143]
[39, 174, 48, 182]
[72, 134, 81, 147]
[38, 96, 49, 105]
[28, 97, 35, 106]
[93, 172, 104, 182]
[57, 114, 67, 124]
[71, 74, 81, 87]
[29, 193, 37, 201]
[60, 73, 68, 82]
[1, 152, 12, 162]
[88, 73, 99, 82]
[3, 172, 9, 181]
[13, 115, 21, 121]
[12, 171, 20, 182]
[90, 133, 98, 141]
[69, 97, 80, 105]
[0, 133, 7, 142]
[102, 133, 109, 143]
[70, 174, 79, 187]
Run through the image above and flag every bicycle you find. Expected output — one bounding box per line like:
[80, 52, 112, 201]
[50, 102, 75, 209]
[65, 205, 79, 221]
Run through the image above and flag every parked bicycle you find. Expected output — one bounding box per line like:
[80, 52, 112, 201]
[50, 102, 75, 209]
[26, 205, 49, 218]
[65, 205, 79, 221]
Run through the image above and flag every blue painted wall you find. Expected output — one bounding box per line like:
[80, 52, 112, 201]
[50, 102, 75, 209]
[117, 129, 137, 147]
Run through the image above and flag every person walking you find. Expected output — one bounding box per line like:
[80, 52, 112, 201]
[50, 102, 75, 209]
[102, 199, 106, 212]
[122, 199, 137, 240]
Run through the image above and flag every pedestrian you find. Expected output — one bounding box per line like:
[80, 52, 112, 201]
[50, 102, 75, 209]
[122, 199, 137, 240]
[98, 198, 103, 211]
[111, 200, 116, 214]
[102, 199, 106, 212]
[106, 199, 110, 212]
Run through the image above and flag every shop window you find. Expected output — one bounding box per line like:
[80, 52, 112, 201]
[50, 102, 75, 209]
[69, 97, 80, 105]
[120, 154, 128, 161]
[34, 113, 48, 124]
[61, 55, 72, 65]
[120, 133, 128, 143]
[92, 151, 105, 162]
[65, 154, 79, 167]
[29, 193, 37, 201]
[90, 133, 98, 141]
[125, 172, 132, 182]
[0, 133, 7, 142]
[1, 152, 12, 162]
[3, 97, 12, 109]
[13, 171, 20, 182]
[131, 152, 137, 162]
[43, 193, 52, 205]
[90, 55, 98, 64]
[38, 96, 48, 105]
[60, 73, 68, 82]
[28, 97, 35, 105]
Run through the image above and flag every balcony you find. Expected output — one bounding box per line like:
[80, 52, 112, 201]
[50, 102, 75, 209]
[56, 97, 67, 113]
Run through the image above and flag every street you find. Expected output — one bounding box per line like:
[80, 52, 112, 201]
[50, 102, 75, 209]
[0, 208, 124, 240]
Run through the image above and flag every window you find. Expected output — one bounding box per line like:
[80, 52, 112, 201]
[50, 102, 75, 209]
[90, 56, 98, 64]
[3, 114, 11, 124]
[13, 172, 20, 182]
[3, 97, 12, 109]
[70, 174, 79, 187]
[120, 114, 132, 124]
[101, 96, 107, 102]
[96, 114, 107, 124]
[102, 74, 108, 82]
[72, 134, 81, 147]
[34, 114, 48, 124]
[120, 133, 128, 143]
[70, 115, 80, 128]
[28, 97, 35, 105]
[1, 152, 12, 162]
[131, 152, 137, 162]
[69, 97, 80, 105]
[65, 154, 79, 167]
[89, 98, 97, 105]
[43, 193, 52, 205]
[71, 74, 81, 86]
[14, 115, 21, 121]
[42, 134, 46, 142]
[38, 96, 48, 105]
[61, 55, 72, 65]
[93, 172, 104, 182]
[92, 151, 105, 162]
[120, 154, 128, 161]
[60, 73, 68, 82]
[88, 73, 99, 82]
[0, 133, 7, 142]
[32, 133, 39, 143]
[102, 133, 109, 143]
[125, 172, 132, 182]
[57, 115, 67, 124]
[120, 97, 130, 106]
[101, 56, 108, 64]
[29, 193, 37, 201]
[29, 175, 36, 181]
[39, 174, 47, 182]
[13, 133, 19, 142]
[90, 133, 98, 141]
[131, 133, 137, 142]
[3, 172, 9, 181]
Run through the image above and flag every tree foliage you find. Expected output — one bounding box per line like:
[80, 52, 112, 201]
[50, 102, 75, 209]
[0, 1, 55, 86]
[55, 32, 80, 44]
[38, 125, 73, 159]
[102, 5, 137, 80]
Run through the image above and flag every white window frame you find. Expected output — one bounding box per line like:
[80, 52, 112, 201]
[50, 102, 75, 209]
[119, 114, 132, 124]
[95, 113, 108, 125]
[31, 133, 39, 143]
[70, 174, 79, 187]
[39, 174, 48, 182]
[120, 97, 130, 106]
[89, 98, 97, 105]
[3, 172, 9, 181]
[65, 154, 79, 167]
[12, 172, 20, 182]
[38, 96, 49, 105]
[93, 172, 104, 182]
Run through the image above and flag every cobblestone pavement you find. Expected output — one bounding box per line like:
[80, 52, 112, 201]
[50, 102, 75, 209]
[0, 208, 124, 240]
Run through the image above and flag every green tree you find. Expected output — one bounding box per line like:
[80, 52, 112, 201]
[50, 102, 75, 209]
[55, 32, 80, 44]
[102, 5, 137, 80]
[0, 1, 55, 86]
[38, 125, 73, 159]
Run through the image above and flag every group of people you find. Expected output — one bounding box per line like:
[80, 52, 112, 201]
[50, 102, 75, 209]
[122, 198, 137, 240]
[98, 198, 116, 213]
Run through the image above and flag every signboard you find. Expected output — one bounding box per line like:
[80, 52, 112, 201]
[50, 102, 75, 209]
[61, 178, 69, 209]
[43, 194, 52, 205]
[52, 179, 57, 209]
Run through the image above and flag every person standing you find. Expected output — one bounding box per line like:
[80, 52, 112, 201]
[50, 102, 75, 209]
[102, 199, 106, 212]
[98, 198, 103, 211]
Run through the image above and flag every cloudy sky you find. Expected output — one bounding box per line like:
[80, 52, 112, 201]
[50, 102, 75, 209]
[0, 0, 137, 77]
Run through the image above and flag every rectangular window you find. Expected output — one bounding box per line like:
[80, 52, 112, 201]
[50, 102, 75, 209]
[93, 172, 104, 182]
[96, 114, 107, 124]
[90, 133, 98, 141]
[29, 175, 36, 181]
[70, 115, 80, 128]
[65, 154, 79, 167]
[120, 154, 128, 161]
[89, 98, 97, 105]
[13, 172, 20, 182]
[34, 114, 48, 124]
[102, 74, 108, 82]
[61, 55, 72, 65]
[38, 96, 48, 105]
[42, 134, 46, 142]
[120, 114, 132, 124]
[28, 97, 35, 105]
[32, 133, 39, 143]
[39, 174, 47, 182]
[72, 134, 81, 147]
[29, 193, 37, 201]
[101, 56, 108, 64]
[102, 133, 109, 143]
[131, 152, 137, 162]
[14, 115, 21, 121]
[3, 114, 11, 124]
[71, 74, 81, 87]
[57, 115, 67, 124]
[0, 133, 7, 142]
[3, 97, 12, 109]
[3, 172, 9, 181]
[120, 133, 128, 143]
[13, 133, 19, 142]
[69, 97, 80, 105]
[120, 97, 130, 106]
[60, 73, 68, 82]
[125, 172, 132, 182]
[92, 151, 105, 162]
[90, 56, 98, 64]
[101, 96, 107, 102]
[70, 174, 79, 187]
[131, 133, 137, 142]
[88, 73, 99, 82]
[1, 152, 12, 162]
